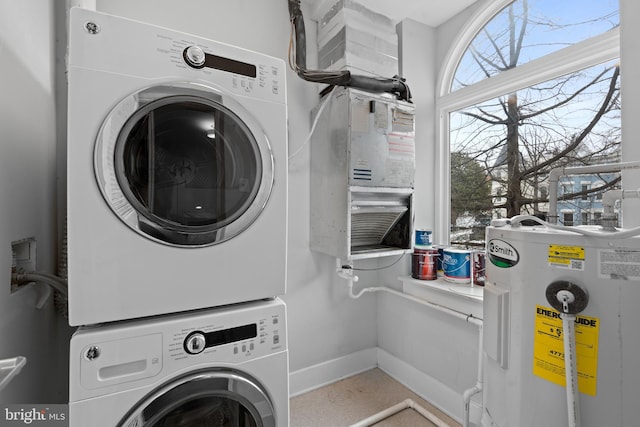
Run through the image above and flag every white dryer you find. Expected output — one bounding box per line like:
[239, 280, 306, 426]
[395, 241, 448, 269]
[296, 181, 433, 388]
[66, 8, 288, 326]
[69, 298, 289, 427]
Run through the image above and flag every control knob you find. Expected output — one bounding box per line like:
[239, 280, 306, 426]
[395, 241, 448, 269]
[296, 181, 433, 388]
[184, 332, 207, 355]
[184, 45, 206, 68]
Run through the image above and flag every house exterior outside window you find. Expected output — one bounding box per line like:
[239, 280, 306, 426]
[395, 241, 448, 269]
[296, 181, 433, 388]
[437, 0, 621, 246]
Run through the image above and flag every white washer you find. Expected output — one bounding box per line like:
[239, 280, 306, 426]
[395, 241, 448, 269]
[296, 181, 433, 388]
[69, 298, 289, 427]
[66, 8, 288, 326]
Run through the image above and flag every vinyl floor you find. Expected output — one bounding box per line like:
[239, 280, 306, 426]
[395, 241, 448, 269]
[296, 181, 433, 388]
[289, 368, 462, 427]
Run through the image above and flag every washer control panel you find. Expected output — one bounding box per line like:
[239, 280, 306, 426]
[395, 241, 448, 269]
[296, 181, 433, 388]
[169, 309, 284, 362]
[183, 323, 257, 355]
[71, 294, 286, 400]
[184, 332, 207, 354]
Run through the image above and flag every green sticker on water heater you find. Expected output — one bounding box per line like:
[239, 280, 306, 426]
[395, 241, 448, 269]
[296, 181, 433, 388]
[488, 239, 519, 268]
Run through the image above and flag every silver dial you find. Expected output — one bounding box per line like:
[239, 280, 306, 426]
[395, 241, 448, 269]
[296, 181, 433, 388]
[185, 333, 206, 354]
[184, 46, 206, 68]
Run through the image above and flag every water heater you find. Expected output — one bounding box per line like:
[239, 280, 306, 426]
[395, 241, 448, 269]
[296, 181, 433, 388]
[483, 222, 640, 426]
[310, 87, 415, 260]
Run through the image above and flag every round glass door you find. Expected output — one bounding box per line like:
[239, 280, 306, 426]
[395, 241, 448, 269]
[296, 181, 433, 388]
[119, 371, 276, 427]
[95, 83, 274, 247]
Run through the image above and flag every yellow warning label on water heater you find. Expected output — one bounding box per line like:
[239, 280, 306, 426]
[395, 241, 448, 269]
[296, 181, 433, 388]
[532, 305, 599, 396]
[548, 244, 585, 270]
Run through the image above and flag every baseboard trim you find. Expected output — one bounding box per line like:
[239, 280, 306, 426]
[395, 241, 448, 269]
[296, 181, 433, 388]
[289, 347, 482, 425]
[288, 348, 378, 397]
[377, 348, 484, 425]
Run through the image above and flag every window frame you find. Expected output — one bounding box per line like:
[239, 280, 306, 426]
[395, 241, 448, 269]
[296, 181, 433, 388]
[435, 0, 620, 244]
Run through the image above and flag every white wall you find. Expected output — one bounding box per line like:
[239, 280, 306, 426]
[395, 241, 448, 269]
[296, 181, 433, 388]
[95, 0, 378, 375]
[617, 0, 640, 421]
[372, 18, 481, 422]
[398, 19, 437, 236]
[0, 0, 70, 403]
[435, 1, 483, 70]
[620, 0, 640, 227]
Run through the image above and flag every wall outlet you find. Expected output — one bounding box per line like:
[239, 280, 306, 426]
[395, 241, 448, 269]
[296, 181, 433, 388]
[11, 237, 36, 292]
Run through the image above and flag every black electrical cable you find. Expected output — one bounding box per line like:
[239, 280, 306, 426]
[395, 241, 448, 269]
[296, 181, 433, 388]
[287, 0, 412, 102]
[352, 253, 407, 271]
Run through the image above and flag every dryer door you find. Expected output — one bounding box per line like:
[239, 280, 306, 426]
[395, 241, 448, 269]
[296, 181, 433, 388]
[119, 370, 275, 427]
[95, 82, 274, 247]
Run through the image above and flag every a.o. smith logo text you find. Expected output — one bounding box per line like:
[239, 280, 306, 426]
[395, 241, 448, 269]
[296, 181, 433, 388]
[488, 239, 519, 268]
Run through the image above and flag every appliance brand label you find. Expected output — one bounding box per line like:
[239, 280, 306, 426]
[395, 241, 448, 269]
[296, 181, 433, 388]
[488, 239, 519, 268]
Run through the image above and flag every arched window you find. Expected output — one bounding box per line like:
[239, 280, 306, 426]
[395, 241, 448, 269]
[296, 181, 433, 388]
[437, 0, 620, 246]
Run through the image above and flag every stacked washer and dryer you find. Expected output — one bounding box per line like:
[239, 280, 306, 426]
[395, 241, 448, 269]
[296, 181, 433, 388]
[66, 8, 289, 426]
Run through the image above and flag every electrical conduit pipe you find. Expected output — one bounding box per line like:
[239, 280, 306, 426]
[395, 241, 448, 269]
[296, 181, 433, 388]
[348, 398, 452, 427]
[462, 322, 483, 427]
[601, 188, 640, 230]
[508, 214, 640, 239]
[336, 260, 483, 427]
[547, 161, 640, 224]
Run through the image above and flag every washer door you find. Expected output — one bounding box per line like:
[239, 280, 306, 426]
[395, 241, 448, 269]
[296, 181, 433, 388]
[119, 370, 276, 427]
[95, 82, 274, 247]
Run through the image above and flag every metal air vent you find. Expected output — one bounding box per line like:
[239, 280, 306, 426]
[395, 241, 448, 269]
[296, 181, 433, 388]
[349, 189, 412, 257]
[351, 206, 407, 247]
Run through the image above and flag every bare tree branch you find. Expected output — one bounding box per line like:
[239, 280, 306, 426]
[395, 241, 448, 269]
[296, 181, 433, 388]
[519, 66, 615, 121]
[519, 65, 619, 179]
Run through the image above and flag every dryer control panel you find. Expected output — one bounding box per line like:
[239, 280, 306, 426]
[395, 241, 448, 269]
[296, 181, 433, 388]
[68, 8, 286, 104]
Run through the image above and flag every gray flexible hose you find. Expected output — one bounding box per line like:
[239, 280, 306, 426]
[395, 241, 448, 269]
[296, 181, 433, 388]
[12, 272, 68, 297]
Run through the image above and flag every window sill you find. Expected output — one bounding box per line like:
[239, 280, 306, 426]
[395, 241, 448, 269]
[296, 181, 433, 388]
[399, 276, 483, 320]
